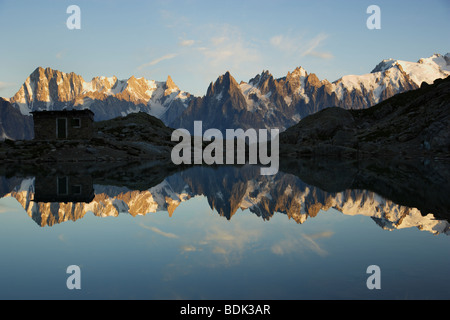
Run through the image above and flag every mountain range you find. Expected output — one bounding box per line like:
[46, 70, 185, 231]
[280, 74, 450, 159]
[1, 53, 449, 140]
[2, 163, 449, 235]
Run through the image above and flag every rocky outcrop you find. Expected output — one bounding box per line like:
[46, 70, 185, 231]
[10, 67, 85, 108]
[0, 98, 34, 140]
[176, 72, 251, 133]
[280, 76, 450, 159]
[0, 112, 176, 163]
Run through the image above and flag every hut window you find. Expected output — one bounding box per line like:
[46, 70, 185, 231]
[72, 118, 81, 128]
[72, 185, 82, 195]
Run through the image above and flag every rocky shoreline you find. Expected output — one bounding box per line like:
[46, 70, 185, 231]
[0, 112, 176, 163]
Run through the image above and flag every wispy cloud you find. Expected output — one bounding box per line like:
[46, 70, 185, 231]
[197, 25, 262, 71]
[193, 222, 262, 266]
[56, 49, 68, 60]
[181, 245, 197, 253]
[159, 9, 192, 30]
[137, 53, 178, 70]
[0, 200, 23, 214]
[270, 32, 333, 60]
[139, 223, 179, 239]
[179, 39, 195, 47]
[305, 51, 334, 59]
[271, 231, 334, 257]
[307, 231, 334, 240]
[301, 33, 334, 60]
[156, 14, 264, 84]
[269, 34, 303, 55]
[0, 81, 16, 92]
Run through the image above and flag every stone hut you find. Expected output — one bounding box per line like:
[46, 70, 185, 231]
[31, 109, 95, 140]
[34, 174, 95, 204]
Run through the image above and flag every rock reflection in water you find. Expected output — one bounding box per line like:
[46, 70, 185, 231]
[0, 158, 449, 234]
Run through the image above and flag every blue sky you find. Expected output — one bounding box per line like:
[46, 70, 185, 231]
[0, 0, 449, 97]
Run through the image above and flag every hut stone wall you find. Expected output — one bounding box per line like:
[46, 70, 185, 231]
[32, 110, 94, 140]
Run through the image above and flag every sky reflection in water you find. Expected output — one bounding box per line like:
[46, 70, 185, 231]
[0, 162, 449, 300]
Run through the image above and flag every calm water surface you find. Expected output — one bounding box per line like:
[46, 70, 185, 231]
[0, 161, 449, 300]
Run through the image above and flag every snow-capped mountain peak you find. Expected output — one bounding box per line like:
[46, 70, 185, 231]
[371, 53, 450, 86]
[173, 52, 450, 134]
[9, 67, 193, 123]
[3, 53, 450, 141]
[3, 167, 449, 235]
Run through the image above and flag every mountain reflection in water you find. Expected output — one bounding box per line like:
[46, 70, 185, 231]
[1, 158, 449, 235]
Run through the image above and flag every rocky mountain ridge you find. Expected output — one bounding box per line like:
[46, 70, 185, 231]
[9, 66, 193, 124]
[0, 98, 33, 140]
[175, 53, 450, 133]
[279, 75, 450, 159]
[2, 163, 449, 235]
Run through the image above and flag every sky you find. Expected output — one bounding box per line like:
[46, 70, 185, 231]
[0, 0, 449, 98]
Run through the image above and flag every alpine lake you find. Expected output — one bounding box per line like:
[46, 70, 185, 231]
[0, 157, 449, 300]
